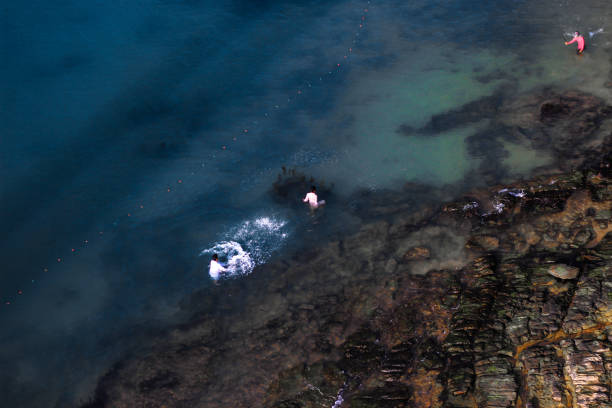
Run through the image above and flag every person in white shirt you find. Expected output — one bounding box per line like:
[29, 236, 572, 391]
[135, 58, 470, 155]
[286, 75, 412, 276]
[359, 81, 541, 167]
[209, 253, 227, 280]
[303, 186, 325, 210]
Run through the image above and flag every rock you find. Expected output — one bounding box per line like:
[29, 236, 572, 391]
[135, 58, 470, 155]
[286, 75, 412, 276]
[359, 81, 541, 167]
[518, 345, 569, 407]
[545, 263, 580, 280]
[83, 150, 612, 408]
[561, 337, 612, 408]
[474, 235, 500, 250]
[403, 246, 431, 260]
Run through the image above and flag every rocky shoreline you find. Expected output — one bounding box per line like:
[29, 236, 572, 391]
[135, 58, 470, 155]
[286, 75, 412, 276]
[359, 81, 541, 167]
[83, 90, 612, 408]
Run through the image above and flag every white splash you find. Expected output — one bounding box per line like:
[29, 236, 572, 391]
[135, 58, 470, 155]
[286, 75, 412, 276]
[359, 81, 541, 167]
[331, 384, 346, 407]
[481, 199, 505, 216]
[462, 201, 479, 211]
[332, 390, 344, 407]
[201, 216, 288, 279]
[589, 28, 604, 38]
[498, 188, 526, 198]
[205, 241, 254, 277]
[493, 200, 505, 214]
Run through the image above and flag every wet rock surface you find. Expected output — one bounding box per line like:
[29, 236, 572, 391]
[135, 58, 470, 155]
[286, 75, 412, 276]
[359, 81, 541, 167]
[84, 110, 612, 407]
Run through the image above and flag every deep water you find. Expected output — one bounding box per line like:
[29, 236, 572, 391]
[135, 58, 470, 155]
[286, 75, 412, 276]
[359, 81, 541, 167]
[1, 0, 612, 406]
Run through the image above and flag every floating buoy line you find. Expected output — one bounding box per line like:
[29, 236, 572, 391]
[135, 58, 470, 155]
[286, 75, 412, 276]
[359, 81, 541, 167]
[1, 2, 372, 309]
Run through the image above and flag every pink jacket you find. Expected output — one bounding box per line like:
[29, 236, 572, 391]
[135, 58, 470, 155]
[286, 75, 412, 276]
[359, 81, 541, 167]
[567, 35, 585, 51]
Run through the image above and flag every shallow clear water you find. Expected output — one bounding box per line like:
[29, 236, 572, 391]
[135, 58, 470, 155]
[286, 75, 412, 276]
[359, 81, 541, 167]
[1, 0, 611, 405]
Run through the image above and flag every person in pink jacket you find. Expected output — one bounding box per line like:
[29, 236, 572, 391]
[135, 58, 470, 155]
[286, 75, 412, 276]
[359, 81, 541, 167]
[565, 31, 585, 54]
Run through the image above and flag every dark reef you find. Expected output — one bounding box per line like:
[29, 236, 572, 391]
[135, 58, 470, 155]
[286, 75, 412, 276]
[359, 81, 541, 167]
[399, 88, 612, 182]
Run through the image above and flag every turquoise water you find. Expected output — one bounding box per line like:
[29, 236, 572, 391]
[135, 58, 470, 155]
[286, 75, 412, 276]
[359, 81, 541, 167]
[1, 0, 611, 405]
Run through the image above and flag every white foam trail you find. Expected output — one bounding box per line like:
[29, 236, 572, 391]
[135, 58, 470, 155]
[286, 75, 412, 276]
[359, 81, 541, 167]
[200, 216, 288, 279]
[205, 241, 254, 277]
[589, 28, 604, 38]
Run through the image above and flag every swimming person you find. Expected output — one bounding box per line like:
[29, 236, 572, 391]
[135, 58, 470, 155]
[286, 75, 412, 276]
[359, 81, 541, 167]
[303, 186, 326, 210]
[565, 31, 585, 54]
[209, 253, 227, 281]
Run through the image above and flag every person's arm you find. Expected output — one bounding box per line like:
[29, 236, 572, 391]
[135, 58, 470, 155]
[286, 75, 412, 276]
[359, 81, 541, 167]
[565, 37, 577, 45]
[214, 260, 228, 273]
[303, 194, 309, 202]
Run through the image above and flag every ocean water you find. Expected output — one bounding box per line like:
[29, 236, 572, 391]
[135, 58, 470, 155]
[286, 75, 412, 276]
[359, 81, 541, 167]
[1, 0, 611, 406]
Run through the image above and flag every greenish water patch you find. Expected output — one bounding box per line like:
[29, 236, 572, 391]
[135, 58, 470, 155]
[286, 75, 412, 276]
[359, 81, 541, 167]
[312, 124, 483, 195]
[304, 24, 612, 194]
[514, 38, 612, 96]
[502, 140, 554, 177]
[308, 45, 516, 192]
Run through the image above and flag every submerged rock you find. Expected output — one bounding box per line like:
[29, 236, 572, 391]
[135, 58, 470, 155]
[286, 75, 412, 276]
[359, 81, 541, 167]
[403, 88, 612, 181]
[544, 263, 580, 280]
[403, 246, 431, 261]
[271, 167, 334, 207]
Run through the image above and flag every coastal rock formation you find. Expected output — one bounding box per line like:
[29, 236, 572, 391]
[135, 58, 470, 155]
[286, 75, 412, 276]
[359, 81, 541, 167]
[84, 152, 611, 408]
[85, 85, 612, 408]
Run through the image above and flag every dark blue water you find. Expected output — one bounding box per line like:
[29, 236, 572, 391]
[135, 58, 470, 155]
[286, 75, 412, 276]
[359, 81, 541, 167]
[2, 0, 611, 406]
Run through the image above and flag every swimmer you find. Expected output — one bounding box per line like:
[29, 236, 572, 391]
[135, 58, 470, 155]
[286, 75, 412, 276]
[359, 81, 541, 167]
[209, 253, 227, 282]
[565, 31, 585, 54]
[303, 186, 326, 210]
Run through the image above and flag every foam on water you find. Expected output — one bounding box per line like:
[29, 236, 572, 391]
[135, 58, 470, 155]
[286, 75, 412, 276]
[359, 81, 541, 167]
[200, 216, 288, 278]
[499, 188, 526, 198]
[589, 28, 604, 38]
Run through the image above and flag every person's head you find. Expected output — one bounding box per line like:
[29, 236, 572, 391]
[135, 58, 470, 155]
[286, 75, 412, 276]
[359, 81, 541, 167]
[212, 253, 218, 261]
[311, 185, 316, 192]
[574, 31, 580, 37]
